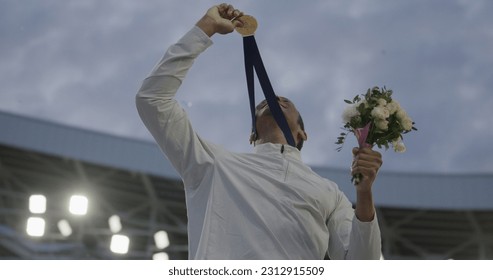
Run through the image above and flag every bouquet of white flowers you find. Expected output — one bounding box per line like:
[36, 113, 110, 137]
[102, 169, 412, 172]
[336, 86, 417, 184]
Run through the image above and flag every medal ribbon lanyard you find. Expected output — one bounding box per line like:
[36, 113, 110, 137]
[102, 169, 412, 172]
[243, 35, 296, 148]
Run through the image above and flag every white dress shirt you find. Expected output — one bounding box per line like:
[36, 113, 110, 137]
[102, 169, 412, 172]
[136, 26, 381, 259]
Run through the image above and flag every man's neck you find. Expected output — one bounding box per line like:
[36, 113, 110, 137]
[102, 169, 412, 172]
[255, 134, 288, 147]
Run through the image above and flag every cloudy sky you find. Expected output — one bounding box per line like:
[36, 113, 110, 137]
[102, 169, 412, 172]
[1, 0, 492, 174]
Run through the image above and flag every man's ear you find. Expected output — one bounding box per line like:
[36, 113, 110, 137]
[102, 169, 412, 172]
[302, 130, 308, 141]
[296, 130, 307, 150]
[297, 130, 308, 142]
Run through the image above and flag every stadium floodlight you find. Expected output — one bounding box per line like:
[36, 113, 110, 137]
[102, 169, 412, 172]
[26, 217, 45, 237]
[69, 195, 88, 215]
[29, 194, 46, 214]
[57, 219, 72, 237]
[108, 215, 122, 233]
[154, 230, 170, 249]
[110, 234, 129, 254]
[152, 252, 169, 260]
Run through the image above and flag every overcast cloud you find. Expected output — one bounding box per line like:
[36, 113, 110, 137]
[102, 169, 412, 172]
[1, 0, 492, 174]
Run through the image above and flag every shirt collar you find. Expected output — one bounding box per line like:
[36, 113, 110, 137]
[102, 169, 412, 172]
[253, 143, 302, 161]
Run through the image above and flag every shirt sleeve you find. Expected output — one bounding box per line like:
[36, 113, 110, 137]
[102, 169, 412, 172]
[326, 190, 382, 260]
[135, 26, 216, 188]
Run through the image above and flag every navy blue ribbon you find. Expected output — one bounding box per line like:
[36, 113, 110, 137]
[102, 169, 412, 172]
[243, 35, 296, 147]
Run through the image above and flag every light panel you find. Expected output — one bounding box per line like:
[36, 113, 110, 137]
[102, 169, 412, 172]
[69, 195, 88, 215]
[154, 230, 170, 249]
[26, 217, 45, 237]
[110, 234, 129, 254]
[57, 219, 72, 237]
[29, 194, 46, 214]
[108, 215, 122, 233]
[152, 252, 169, 260]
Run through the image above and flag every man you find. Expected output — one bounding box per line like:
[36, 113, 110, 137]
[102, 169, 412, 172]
[136, 3, 382, 260]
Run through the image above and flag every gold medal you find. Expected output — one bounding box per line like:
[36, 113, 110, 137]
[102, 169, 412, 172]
[235, 15, 258, 36]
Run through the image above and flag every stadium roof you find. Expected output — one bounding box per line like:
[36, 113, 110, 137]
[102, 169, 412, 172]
[0, 110, 178, 179]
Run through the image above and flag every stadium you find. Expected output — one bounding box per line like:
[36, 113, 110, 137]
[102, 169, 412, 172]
[1, 110, 492, 260]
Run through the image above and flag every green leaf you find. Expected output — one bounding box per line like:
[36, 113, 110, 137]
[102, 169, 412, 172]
[344, 99, 352, 104]
[353, 95, 361, 103]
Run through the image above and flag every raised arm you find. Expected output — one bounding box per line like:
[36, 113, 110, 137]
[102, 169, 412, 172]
[135, 4, 243, 186]
[351, 147, 382, 222]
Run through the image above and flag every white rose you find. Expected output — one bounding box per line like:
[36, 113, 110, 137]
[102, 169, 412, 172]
[392, 140, 406, 153]
[401, 118, 413, 131]
[377, 98, 387, 106]
[387, 100, 400, 114]
[371, 106, 390, 120]
[375, 119, 389, 131]
[342, 104, 360, 123]
[396, 108, 408, 121]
